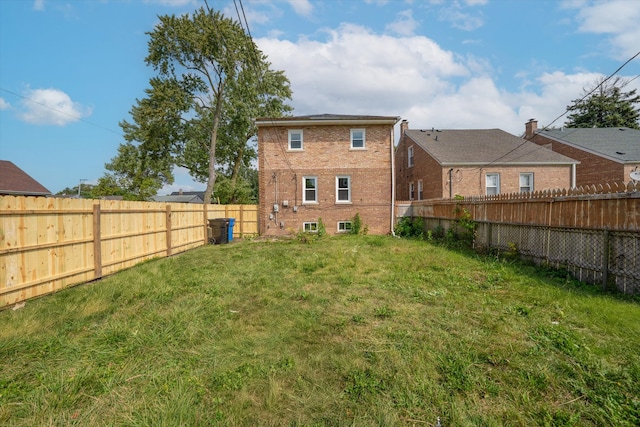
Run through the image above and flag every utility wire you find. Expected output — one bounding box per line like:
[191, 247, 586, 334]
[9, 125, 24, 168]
[0, 87, 124, 137]
[472, 49, 640, 171]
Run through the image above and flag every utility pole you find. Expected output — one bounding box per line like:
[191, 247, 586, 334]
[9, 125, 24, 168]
[78, 179, 87, 198]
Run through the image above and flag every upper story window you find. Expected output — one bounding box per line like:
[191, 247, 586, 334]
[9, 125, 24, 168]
[351, 129, 365, 149]
[336, 176, 351, 203]
[520, 173, 534, 192]
[289, 130, 303, 150]
[408, 146, 414, 167]
[303, 176, 317, 203]
[486, 173, 500, 195]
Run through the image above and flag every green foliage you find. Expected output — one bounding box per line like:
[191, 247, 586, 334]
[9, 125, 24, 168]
[566, 76, 640, 129]
[349, 212, 367, 235]
[394, 216, 425, 238]
[106, 6, 292, 202]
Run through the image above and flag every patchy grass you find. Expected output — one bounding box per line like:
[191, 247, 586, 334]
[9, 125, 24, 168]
[1, 235, 639, 426]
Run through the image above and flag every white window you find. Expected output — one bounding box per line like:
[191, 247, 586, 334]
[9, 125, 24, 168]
[408, 146, 414, 167]
[303, 176, 317, 203]
[303, 222, 318, 233]
[486, 173, 500, 195]
[520, 173, 534, 192]
[409, 182, 415, 200]
[288, 130, 303, 150]
[336, 175, 351, 203]
[337, 221, 352, 233]
[351, 129, 365, 149]
[418, 180, 423, 200]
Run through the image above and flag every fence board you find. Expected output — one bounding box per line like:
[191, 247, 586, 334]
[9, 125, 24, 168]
[398, 183, 640, 294]
[0, 196, 258, 309]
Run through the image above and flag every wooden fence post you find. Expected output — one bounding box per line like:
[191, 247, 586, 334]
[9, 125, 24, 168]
[93, 204, 102, 279]
[203, 204, 208, 245]
[166, 205, 172, 256]
[602, 229, 610, 291]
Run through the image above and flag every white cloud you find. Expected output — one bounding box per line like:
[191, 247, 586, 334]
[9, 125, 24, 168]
[143, 0, 199, 6]
[33, 0, 45, 11]
[255, 22, 634, 137]
[568, 0, 640, 59]
[286, 0, 313, 17]
[18, 88, 92, 126]
[0, 98, 10, 110]
[439, 2, 484, 31]
[386, 9, 419, 36]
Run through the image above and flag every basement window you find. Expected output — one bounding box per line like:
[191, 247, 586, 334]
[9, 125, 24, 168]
[337, 221, 352, 233]
[303, 222, 318, 233]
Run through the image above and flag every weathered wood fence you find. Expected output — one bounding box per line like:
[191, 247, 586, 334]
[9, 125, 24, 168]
[0, 196, 258, 309]
[397, 182, 640, 294]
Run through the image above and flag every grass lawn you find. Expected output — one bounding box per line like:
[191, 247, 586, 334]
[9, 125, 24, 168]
[1, 235, 639, 426]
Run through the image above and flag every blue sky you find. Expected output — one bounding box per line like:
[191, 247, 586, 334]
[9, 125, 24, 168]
[1, 0, 639, 195]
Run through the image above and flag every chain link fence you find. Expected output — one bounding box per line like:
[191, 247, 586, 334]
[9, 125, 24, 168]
[422, 217, 639, 294]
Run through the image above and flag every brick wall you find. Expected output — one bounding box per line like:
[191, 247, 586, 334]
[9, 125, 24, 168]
[531, 134, 624, 186]
[258, 124, 394, 235]
[395, 137, 443, 200]
[396, 134, 573, 199]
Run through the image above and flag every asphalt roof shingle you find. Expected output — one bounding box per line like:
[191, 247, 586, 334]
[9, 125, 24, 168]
[539, 127, 640, 162]
[0, 160, 51, 196]
[405, 128, 578, 166]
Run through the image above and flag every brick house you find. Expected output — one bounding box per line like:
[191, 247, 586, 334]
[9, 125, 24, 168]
[0, 160, 51, 196]
[255, 114, 401, 236]
[525, 120, 640, 187]
[395, 120, 578, 200]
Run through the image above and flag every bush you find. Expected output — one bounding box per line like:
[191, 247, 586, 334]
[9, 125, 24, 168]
[394, 217, 425, 239]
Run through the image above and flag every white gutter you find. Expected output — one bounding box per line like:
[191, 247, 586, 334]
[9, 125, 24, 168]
[390, 123, 397, 237]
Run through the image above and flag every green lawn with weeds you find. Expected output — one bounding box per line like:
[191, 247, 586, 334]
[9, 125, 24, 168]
[1, 235, 639, 426]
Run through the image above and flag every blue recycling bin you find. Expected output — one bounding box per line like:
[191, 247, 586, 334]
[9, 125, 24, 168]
[228, 218, 235, 242]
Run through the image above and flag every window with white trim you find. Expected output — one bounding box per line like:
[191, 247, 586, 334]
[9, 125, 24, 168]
[337, 221, 352, 233]
[486, 173, 500, 195]
[303, 222, 318, 233]
[351, 129, 365, 149]
[520, 173, 534, 192]
[408, 146, 414, 167]
[409, 182, 415, 200]
[303, 176, 317, 203]
[418, 180, 423, 200]
[288, 130, 303, 150]
[336, 175, 351, 203]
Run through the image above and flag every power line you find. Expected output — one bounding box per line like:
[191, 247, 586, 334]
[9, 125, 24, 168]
[471, 50, 640, 172]
[0, 87, 124, 137]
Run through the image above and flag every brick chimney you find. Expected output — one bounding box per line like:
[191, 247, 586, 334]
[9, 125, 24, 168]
[179, 188, 183, 195]
[524, 119, 537, 139]
[400, 119, 409, 136]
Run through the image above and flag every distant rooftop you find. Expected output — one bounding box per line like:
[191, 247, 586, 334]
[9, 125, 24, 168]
[538, 127, 640, 162]
[405, 128, 578, 166]
[0, 160, 51, 196]
[254, 113, 401, 126]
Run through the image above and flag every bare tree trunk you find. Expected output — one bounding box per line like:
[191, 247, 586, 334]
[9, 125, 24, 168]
[204, 80, 225, 205]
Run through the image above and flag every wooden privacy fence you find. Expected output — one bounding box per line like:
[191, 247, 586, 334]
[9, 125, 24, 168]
[0, 196, 258, 309]
[397, 181, 640, 294]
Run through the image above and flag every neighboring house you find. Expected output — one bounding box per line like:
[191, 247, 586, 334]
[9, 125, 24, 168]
[395, 120, 578, 200]
[153, 194, 204, 204]
[255, 114, 401, 236]
[170, 190, 206, 200]
[525, 120, 640, 187]
[0, 160, 51, 196]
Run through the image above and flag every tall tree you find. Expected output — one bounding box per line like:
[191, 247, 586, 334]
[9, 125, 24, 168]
[566, 76, 640, 129]
[110, 6, 291, 202]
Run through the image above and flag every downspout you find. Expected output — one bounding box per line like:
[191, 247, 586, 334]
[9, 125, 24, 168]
[448, 168, 453, 199]
[390, 124, 397, 237]
[571, 163, 576, 188]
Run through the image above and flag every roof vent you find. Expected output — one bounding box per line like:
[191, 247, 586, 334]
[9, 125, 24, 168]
[615, 151, 625, 155]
